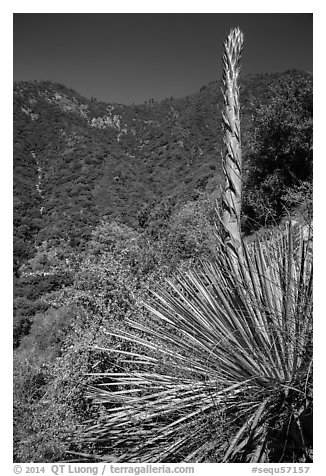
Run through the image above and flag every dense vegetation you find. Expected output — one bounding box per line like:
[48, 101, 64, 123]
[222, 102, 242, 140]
[13, 69, 312, 462]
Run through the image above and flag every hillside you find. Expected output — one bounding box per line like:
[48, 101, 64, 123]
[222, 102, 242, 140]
[13, 69, 313, 462]
[13, 71, 292, 272]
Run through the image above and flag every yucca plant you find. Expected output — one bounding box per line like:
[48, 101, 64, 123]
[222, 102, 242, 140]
[72, 28, 312, 463]
[73, 223, 312, 462]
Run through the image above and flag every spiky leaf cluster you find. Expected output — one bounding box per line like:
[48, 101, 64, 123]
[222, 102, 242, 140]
[74, 223, 312, 463]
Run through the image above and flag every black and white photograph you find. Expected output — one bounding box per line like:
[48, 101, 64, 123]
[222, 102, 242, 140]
[12, 9, 313, 468]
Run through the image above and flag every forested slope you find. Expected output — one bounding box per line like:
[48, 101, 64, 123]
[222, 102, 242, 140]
[13, 69, 312, 462]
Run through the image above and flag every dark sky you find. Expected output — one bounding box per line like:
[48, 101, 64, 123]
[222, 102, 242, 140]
[13, 13, 312, 105]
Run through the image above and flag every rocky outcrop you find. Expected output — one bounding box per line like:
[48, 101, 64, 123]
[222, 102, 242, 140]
[90, 108, 128, 140]
[21, 107, 39, 121]
[45, 92, 89, 119]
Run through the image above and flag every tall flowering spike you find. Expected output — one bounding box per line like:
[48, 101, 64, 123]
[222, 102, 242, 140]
[221, 27, 244, 253]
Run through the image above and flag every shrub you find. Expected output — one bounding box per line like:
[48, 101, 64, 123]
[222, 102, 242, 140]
[243, 71, 312, 231]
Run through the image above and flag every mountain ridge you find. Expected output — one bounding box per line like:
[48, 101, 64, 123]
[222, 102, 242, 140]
[14, 69, 312, 273]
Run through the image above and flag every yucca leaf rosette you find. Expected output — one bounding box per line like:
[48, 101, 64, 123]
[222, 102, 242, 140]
[73, 224, 312, 463]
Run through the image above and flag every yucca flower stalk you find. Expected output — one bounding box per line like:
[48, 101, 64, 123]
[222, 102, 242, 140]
[221, 27, 244, 254]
